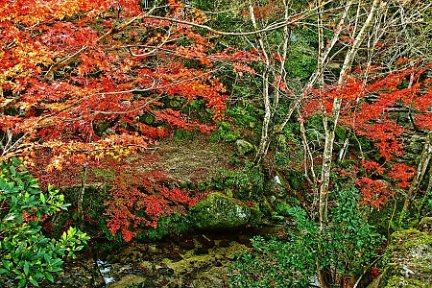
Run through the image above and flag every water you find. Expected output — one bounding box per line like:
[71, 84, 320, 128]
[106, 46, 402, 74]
[96, 259, 115, 285]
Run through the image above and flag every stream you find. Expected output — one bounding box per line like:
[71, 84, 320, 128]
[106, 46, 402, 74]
[47, 230, 261, 288]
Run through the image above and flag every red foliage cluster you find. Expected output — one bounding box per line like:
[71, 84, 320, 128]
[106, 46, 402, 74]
[31, 152, 202, 242]
[303, 61, 432, 207]
[388, 163, 415, 189]
[0, 1, 236, 241]
[0, 0, 232, 169]
[241, 1, 284, 20]
[355, 177, 390, 208]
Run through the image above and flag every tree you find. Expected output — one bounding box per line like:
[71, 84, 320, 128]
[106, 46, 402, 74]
[0, 0, 235, 239]
[203, 1, 432, 287]
[0, 0, 228, 165]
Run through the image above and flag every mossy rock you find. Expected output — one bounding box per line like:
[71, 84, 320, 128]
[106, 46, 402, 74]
[418, 217, 432, 232]
[235, 139, 255, 155]
[370, 228, 432, 287]
[190, 192, 262, 230]
[108, 275, 146, 288]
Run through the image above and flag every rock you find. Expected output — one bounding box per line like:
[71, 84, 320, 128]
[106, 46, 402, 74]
[42, 259, 105, 288]
[418, 217, 432, 232]
[147, 244, 161, 255]
[237, 234, 250, 245]
[53, 237, 250, 288]
[218, 239, 230, 248]
[178, 239, 195, 250]
[190, 192, 262, 230]
[235, 139, 255, 155]
[195, 246, 209, 255]
[369, 228, 432, 287]
[108, 275, 145, 288]
[196, 234, 216, 249]
[190, 266, 228, 288]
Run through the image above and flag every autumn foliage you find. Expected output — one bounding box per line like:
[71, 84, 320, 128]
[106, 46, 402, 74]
[0, 0, 229, 164]
[303, 62, 432, 207]
[0, 0, 233, 241]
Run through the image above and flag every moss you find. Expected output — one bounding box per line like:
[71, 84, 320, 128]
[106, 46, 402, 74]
[374, 228, 432, 288]
[108, 275, 146, 288]
[162, 241, 249, 287]
[258, 197, 272, 216]
[418, 217, 432, 231]
[190, 192, 262, 230]
[385, 275, 431, 287]
[274, 199, 291, 217]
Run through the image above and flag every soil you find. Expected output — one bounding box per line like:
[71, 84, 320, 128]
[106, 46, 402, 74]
[136, 135, 233, 184]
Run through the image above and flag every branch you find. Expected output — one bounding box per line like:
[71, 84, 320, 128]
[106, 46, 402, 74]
[44, 7, 158, 80]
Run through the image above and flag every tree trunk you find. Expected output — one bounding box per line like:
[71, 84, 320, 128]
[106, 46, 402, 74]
[248, 3, 272, 166]
[317, 2, 381, 286]
[77, 166, 87, 228]
[318, 0, 381, 230]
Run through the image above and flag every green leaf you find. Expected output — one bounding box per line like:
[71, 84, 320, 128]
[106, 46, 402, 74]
[18, 278, 26, 288]
[24, 261, 29, 275]
[45, 272, 54, 282]
[29, 275, 39, 287]
[40, 193, 46, 204]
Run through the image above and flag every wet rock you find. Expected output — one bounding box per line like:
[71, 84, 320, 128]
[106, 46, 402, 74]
[147, 244, 161, 255]
[158, 267, 175, 276]
[369, 228, 432, 287]
[197, 234, 216, 248]
[54, 236, 251, 288]
[178, 239, 195, 250]
[237, 234, 251, 245]
[44, 259, 105, 288]
[167, 249, 183, 261]
[190, 192, 262, 230]
[219, 239, 230, 248]
[195, 246, 209, 255]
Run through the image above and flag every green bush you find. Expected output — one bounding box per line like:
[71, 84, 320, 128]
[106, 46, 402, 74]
[230, 187, 383, 287]
[0, 159, 89, 287]
[210, 121, 240, 142]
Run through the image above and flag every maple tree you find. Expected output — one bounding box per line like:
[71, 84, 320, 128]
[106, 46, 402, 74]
[0, 0, 236, 241]
[1, 0, 432, 286]
[0, 0, 228, 163]
[303, 61, 432, 208]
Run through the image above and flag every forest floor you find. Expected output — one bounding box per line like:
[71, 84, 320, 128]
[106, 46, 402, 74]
[136, 135, 234, 184]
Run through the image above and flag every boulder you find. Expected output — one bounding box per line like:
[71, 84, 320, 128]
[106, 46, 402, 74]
[418, 217, 432, 232]
[235, 139, 255, 155]
[108, 275, 146, 288]
[190, 192, 262, 230]
[369, 228, 432, 287]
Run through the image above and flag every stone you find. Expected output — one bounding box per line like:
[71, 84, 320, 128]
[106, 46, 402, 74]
[190, 192, 262, 230]
[235, 139, 255, 155]
[190, 266, 227, 288]
[196, 234, 216, 248]
[108, 275, 145, 288]
[418, 217, 432, 232]
[368, 228, 432, 287]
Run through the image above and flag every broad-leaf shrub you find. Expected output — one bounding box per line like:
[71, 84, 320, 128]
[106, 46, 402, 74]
[230, 187, 383, 287]
[0, 159, 89, 287]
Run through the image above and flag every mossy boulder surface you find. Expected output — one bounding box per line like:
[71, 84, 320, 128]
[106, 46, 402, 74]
[190, 192, 262, 230]
[235, 139, 255, 155]
[371, 228, 432, 287]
